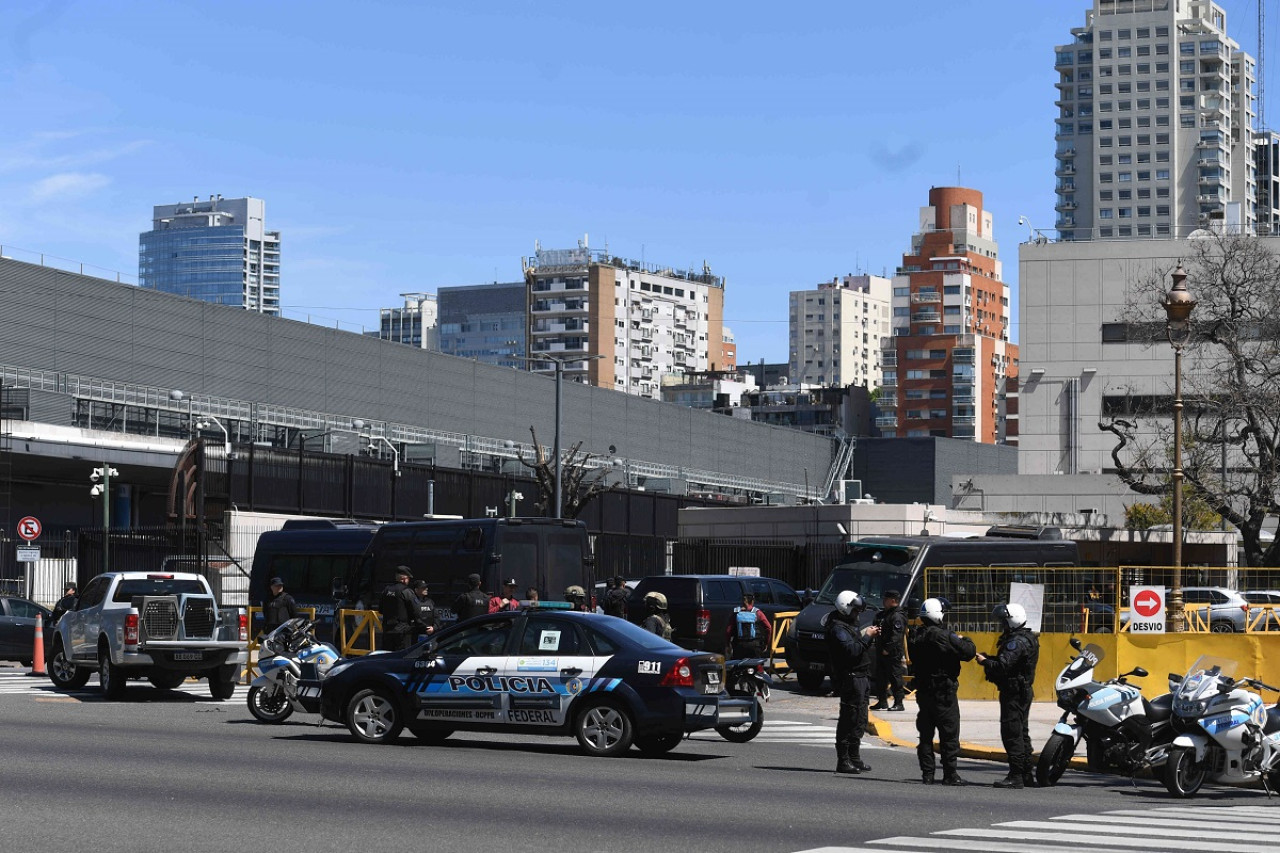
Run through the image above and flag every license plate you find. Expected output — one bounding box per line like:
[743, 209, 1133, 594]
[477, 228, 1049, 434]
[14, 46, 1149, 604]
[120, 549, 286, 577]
[706, 671, 721, 685]
[173, 652, 204, 661]
[809, 662, 825, 671]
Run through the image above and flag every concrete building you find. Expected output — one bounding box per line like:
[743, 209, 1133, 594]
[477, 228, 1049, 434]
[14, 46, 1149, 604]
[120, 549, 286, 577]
[660, 370, 757, 414]
[437, 282, 525, 367]
[521, 242, 727, 399]
[1054, 0, 1258, 240]
[139, 195, 280, 314]
[1255, 130, 1280, 235]
[880, 187, 1017, 444]
[788, 274, 891, 388]
[376, 292, 438, 350]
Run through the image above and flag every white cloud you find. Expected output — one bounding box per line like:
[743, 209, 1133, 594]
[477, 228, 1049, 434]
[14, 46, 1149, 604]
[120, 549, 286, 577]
[28, 171, 110, 202]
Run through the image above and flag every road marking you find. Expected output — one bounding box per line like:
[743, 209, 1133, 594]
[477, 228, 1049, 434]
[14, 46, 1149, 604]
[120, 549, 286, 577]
[0, 672, 241, 700]
[792, 805, 1280, 853]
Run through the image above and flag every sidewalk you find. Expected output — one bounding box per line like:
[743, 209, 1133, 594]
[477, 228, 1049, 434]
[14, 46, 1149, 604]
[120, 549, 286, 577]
[867, 701, 1071, 763]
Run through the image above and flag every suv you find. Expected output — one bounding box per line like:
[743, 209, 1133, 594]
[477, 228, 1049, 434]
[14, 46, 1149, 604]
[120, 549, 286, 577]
[1242, 590, 1280, 631]
[1181, 587, 1250, 633]
[625, 575, 802, 653]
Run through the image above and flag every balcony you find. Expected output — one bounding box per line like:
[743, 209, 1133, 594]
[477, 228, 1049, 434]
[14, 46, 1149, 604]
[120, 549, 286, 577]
[875, 416, 899, 428]
[912, 312, 941, 324]
[911, 291, 942, 304]
[952, 348, 975, 364]
[1055, 199, 1077, 210]
[1055, 162, 1076, 176]
[952, 415, 976, 426]
[878, 394, 897, 408]
[1057, 147, 1076, 158]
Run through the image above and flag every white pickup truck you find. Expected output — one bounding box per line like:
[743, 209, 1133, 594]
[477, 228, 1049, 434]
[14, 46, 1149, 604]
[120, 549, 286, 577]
[47, 571, 249, 699]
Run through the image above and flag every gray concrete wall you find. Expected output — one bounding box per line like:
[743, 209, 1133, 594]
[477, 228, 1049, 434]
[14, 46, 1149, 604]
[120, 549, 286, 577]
[0, 258, 833, 489]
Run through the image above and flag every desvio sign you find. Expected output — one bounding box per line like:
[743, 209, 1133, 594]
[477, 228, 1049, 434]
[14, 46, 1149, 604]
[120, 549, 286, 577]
[1129, 585, 1166, 634]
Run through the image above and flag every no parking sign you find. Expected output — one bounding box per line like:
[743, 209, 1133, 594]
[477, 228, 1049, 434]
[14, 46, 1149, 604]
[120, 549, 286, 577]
[1129, 585, 1166, 633]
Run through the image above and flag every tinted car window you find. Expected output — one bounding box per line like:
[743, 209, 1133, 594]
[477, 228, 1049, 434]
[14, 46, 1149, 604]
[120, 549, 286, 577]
[748, 579, 773, 604]
[519, 617, 584, 655]
[771, 581, 802, 608]
[7, 599, 42, 619]
[435, 620, 513, 656]
[113, 578, 206, 602]
[705, 579, 740, 602]
[582, 624, 620, 655]
[78, 578, 110, 609]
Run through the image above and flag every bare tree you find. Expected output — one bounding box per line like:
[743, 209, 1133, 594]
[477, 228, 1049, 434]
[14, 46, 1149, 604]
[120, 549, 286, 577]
[1100, 232, 1280, 566]
[516, 425, 612, 518]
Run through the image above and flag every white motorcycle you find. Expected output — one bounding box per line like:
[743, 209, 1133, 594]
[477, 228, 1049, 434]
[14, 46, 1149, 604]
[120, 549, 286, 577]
[1036, 638, 1173, 787]
[247, 617, 342, 723]
[1159, 654, 1280, 798]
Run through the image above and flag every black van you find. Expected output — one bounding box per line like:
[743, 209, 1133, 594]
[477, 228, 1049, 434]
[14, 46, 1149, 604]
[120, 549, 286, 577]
[786, 526, 1078, 691]
[625, 574, 804, 653]
[249, 519, 381, 636]
[336, 517, 593, 625]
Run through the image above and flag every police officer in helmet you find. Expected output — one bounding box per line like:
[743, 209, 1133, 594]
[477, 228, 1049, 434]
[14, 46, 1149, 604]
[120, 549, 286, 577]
[640, 591, 671, 639]
[825, 590, 880, 774]
[564, 585, 590, 612]
[977, 602, 1040, 788]
[907, 597, 976, 785]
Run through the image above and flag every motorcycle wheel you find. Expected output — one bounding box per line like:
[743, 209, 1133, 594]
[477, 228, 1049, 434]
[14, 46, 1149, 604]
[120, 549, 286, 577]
[1035, 731, 1076, 787]
[247, 684, 294, 723]
[1162, 746, 1206, 798]
[717, 699, 765, 743]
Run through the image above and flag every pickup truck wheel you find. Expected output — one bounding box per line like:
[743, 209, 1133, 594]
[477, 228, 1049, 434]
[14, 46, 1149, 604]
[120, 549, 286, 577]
[99, 652, 127, 700]
[48, 641, 90, 689]
[209, 665, 239, 700]
[346, 687, 403, 744]
[149, 672, 187, 690]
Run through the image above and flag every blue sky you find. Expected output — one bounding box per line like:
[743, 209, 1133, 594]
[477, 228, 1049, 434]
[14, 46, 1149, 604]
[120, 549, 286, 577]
[1, 0, 1274, 362]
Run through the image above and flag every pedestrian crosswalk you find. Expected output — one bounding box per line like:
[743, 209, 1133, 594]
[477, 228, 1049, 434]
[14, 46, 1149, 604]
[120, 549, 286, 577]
[0, 670, 242, 701]
[795, 804, 1280, 852]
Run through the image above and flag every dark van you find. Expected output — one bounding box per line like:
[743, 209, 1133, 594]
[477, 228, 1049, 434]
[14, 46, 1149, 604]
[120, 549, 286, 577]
[625, 574, 803, 653]
[336, 517, 593, 625]
[786, 526, 1078, 691]
[249, 519, 380, 637]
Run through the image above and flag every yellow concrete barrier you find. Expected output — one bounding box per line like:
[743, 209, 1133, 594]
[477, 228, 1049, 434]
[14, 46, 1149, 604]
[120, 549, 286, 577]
[956, 631, 1280, 701]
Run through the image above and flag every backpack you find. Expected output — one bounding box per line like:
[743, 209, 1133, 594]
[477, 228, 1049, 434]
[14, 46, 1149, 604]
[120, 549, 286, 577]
[659, 614, 673, 642]
[734, 607, 758, 640]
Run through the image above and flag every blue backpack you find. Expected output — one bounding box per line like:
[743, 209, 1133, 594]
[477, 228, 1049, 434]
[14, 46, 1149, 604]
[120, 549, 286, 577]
[735, 608, 758, 640]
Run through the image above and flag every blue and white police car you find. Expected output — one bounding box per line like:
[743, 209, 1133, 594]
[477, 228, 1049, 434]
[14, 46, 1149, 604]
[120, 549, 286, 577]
[318, 609, 756, 756]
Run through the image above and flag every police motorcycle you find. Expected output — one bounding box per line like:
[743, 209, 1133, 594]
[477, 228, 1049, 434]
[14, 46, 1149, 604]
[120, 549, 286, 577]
[716, 658, 771, 743]
[247, 617, 343, 723]
[1157, 654, 1280, 798]
[1035, 637, 1173, 787]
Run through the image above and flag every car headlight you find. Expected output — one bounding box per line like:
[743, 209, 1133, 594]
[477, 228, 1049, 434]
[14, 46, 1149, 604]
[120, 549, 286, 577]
[325, 661, 358, 680]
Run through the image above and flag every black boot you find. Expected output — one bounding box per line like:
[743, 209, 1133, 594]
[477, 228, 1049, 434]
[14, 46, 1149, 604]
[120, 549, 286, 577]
[889, 700, 905, 712]
[849, 755, 872, 774]
[993, 772, 1024, 789]
[1022, 772, 1038, 788]
[836, 745, 856, 774]
[869, 700, 889, 711]
[942, 773, 968, 787]
[921, 772, 935, 785]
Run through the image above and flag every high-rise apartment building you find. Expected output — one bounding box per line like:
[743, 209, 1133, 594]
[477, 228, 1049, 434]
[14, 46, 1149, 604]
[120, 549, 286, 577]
[1054, 1, 1257, 240]
[1255, 130, 1280, 234]
[522, 243, 727, 399]
[375, 292, 439, 349]
[788, 274, 892, 388]
[139, 195, 280, 313]
[879, 187, 1016, 444]
[437, 281, 526, 367]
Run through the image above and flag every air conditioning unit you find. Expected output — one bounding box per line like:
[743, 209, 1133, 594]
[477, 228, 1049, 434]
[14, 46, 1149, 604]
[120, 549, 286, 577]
[839, 479, 863, 503]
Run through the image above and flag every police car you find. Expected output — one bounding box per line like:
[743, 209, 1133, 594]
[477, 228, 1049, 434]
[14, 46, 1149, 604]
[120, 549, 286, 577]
[317, 609, 756, 757]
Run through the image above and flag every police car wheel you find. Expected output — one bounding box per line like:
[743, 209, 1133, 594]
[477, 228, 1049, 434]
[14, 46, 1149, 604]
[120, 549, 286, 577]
[574, 700, 634, 757]
[635, 732, 682, 756]
[408, 725, 453, 745]
[345, 687, 404, 745]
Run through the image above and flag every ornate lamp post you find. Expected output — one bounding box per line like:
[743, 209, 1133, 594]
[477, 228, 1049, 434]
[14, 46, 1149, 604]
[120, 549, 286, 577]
[1163, 262, 1197, 633]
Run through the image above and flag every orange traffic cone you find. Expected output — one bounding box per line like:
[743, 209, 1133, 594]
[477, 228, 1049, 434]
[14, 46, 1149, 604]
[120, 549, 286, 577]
[27, 613, 46, 677]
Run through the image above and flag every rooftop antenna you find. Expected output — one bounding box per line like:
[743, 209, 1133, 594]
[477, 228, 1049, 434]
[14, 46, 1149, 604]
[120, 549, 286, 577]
[957, 164, 962, 185]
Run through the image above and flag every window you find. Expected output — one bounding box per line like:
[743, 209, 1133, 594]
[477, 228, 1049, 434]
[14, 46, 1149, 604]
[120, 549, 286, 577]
[1157, 205, 1170, 216]
[1118, 47, 1131, 58]
[1156, 98, 1169, 109]
[1099, 102, 1113, 113]
[1119, 135, 1131, 146]
[1118, 207, 1132, 218]
[1180, 42, 1195, 56]
[1137, 27, 1149, 38]
[1156, 26, 1168, 37]
[1100, 154, 1113, 164]
[1137, 170, 1150, 181]
[1138, 206, 1151, 216]
[1118, 189, 1132, 200]
[1137, 99, 1150, 109]
[1099, 48, 1113, 59]
[1118, 29, 1130, 39]
[1119, 171, 1132, 182]
[1100, 136, 1113, 148]
[1180, 60, 1196, 73]
[1099, 209, 1114, 219]
[1099, 190, 1113, 201]
[1100, 172, 1113, 183]
[1117, 154, 1132, 164]
[1156, 45, 1169, 57]
[1156, 169, 1170, 180]
[1155, 133, 1169, 144]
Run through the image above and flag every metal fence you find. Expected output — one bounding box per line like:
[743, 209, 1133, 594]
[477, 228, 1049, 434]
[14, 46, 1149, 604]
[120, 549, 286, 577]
[923, 566, 1280, 634]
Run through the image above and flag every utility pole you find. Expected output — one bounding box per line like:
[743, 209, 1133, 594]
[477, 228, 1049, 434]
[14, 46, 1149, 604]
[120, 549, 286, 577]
[90, 464, 119, 573]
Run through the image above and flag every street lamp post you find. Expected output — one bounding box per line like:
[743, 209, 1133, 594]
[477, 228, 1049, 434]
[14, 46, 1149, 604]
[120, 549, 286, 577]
[515, 353, 603, 519]
[1163, 262, 1197, 633]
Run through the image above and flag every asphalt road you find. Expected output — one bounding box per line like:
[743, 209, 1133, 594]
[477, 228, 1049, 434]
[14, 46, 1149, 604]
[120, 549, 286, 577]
[0, 668, 1273, 853]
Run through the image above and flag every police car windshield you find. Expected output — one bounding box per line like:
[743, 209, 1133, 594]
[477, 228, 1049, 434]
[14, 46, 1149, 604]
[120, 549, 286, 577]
[816, 562, 912, 611]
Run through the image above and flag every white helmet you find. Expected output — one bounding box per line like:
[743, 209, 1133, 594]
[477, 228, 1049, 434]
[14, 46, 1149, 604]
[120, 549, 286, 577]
[834, 590, 864, 616]
[920, 598, 946, 624]
[993, 603, 1027, 630]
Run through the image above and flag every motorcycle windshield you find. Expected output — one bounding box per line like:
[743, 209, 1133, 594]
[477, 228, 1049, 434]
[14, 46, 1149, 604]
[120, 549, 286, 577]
[1064, 642, 1105, 678]
[1175, 655, 1239, 703]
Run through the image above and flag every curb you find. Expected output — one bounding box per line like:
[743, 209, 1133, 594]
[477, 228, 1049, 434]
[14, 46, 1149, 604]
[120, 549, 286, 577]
[867, 711, 1089, 767]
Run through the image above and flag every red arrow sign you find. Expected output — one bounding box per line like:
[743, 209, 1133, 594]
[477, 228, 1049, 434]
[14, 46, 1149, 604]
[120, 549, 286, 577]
[1134, 589, 1163, 618]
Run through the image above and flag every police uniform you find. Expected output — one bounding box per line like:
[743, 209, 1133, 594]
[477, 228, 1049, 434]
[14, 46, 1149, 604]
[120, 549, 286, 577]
[414, 584, 438, 640]
[380, 576, 421, 651]
[263, 580, 299, 635]
[453, 574, 490, 622]
[871, 593, 907, 711]
[602, 582, 630, 619]
[825, 609, 875, 774]
[907, 620, 976, 784]
[980, 623, 1040, 787]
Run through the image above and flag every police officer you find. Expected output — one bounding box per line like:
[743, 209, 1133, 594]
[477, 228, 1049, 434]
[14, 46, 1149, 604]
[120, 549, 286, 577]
[602, 576, 630, 619]
[413, 579, 438, 641]
[263, 577, 299, 636]
[379, 567, 420, 651]
[564, 585, 590, 612]
[825, 590, 880, 774]
[870, 589, 907, 712]
[453, 573, 490, 622]
[640, 591, 671, 639]
[907, 597, 976, 786]
[977, 602, 1040, 789]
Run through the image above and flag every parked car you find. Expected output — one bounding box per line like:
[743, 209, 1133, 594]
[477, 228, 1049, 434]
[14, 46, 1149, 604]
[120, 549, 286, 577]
[625, 575, 803, 653]
[318, 609, 755, 756]
[1242, 590, 1280, 631]
[0, 596, 53, 665]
